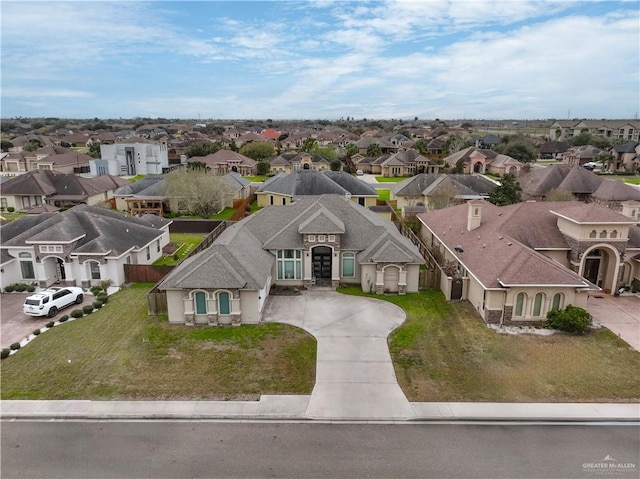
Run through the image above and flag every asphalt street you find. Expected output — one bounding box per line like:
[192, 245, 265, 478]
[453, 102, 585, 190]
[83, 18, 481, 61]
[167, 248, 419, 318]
[2, 422, 639, 479]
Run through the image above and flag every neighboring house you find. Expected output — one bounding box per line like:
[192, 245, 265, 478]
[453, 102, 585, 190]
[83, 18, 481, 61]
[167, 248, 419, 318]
[563, 145, 604, 167]
[539, 141, 569, 160]
[390, 174, 496, 210]
[158, 195, 425, 325]
[288, 152, 332, 172]
[0, 205, 171, 289]
[519, 164, 640, 206]
[187, 149, 257, 176]
[417, 200, 640, 324]
[268, 152, 297, 174]
[255, 170, 379, 208]
[5, 135, 55, 152]
[442, 147, 523, 175]
[0, 169, 128, 211]
[114, 172, 251, 216]
[94, 139, 169, 176]
[610, 142, 640, 172]
[1, 145, 92, 176]
[354, 136, 399, 155]
[376, 149, 440, 177]
[474, 134, 501, 149]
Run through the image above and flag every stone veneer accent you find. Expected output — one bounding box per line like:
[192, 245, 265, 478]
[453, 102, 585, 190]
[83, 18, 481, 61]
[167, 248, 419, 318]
[484, 308, 502, 324]
[563, 235, 625, 266]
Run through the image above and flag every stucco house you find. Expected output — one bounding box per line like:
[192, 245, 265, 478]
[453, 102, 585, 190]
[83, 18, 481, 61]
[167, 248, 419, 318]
[417, 200, 640, 324]
[390, 173, 496, 210]
[255, 170, 379, 208]
[0, 205, 171, 290]
[187, 150, 257, 176]
[93, 139, 169, 176]
[0, 169, 129, 211]
[1, 145, 92, 176]
[157, 195, 425, 325]
[443, 147, 523, 175]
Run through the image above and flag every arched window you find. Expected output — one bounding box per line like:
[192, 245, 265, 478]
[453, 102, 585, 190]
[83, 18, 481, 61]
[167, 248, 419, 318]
[89, 261, 101, 280]
[599, 230, 607, 239]
[18, 252, 34, 279]
[533, 292, 545, 317]
[342, 252, 355, 278]
[217, 291, 230, 315]
[589, 230, 597, 238]
[514, 292, 526, 317]
[610, 230, 618, 239]
[194, 291, 207, 315]
[551, 293, 564, 311]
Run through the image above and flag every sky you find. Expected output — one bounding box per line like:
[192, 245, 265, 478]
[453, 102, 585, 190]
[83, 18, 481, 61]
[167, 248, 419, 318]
[1, 0, 638, 120]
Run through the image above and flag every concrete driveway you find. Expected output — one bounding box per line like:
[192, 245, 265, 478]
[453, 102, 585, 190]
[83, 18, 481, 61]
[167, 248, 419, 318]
[0, 292, 91, 350]
[585, 293, 640, 351]
[263, 288, 415, 420]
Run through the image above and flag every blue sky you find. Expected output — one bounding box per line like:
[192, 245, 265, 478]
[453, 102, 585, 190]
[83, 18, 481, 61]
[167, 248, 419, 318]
[1, 0, 638, 120]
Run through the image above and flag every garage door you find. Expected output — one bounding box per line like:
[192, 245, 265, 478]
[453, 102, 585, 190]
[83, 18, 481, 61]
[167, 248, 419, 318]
[383, 266, 399, 293]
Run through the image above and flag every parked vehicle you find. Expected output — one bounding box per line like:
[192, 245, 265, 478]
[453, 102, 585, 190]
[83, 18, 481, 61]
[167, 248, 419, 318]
[23, 287, 84, 317]
[356, 170, 364, 176]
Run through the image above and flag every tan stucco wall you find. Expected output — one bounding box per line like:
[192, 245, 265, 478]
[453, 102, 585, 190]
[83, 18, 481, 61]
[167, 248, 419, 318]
[239, 290, 261, 324]
[466, 274, 486, 316]
[166, 290, 186, 323]
[538, 250, 570, 267]
[505, 286, 588, 320]
[406, 264, 420, 292]
[360, 263, 377, 294]
[257, 192, 292, 207]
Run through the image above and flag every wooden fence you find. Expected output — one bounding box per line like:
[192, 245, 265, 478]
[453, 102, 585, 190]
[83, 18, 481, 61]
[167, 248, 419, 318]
[230, 193, 257, 221]
[124, 264, 175, 284]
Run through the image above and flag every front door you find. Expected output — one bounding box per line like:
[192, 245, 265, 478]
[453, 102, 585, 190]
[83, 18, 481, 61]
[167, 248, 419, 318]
[312, 246, 332, 279]
[55, 258, 66, 281]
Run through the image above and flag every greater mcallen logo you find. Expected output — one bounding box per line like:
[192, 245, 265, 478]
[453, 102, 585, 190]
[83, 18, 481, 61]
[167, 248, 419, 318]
[583, 455, 637, 475]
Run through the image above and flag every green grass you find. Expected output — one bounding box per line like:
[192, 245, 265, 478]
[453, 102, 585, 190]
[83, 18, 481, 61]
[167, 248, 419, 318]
[128, 175, 147, 182]
[210, 207, 235, 220]
[250, 201, 262, 213]
[375, 176, 407, 182]
[623, 178, 640, 185]
[377, 189, 391, 201]
[338, 287, 640, 403]
[153, 233, 205, 265]
[0, 211, 26, 222]
[0, 286, 316, 400]
[243, 175, 267, 182]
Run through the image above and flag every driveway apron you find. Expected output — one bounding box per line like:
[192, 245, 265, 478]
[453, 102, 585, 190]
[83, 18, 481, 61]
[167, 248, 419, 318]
[264, 289, 416, 420]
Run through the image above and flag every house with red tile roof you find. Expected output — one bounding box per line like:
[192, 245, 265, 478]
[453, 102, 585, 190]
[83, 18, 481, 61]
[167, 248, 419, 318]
[418, 199, 640, 324]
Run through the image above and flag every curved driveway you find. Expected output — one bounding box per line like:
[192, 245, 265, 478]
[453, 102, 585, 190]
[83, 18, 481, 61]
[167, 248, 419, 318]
[263, 289, 416, 420]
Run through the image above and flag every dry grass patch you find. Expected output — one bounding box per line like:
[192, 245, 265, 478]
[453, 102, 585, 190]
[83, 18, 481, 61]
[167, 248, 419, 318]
[1, 285, 316, 400]
[338, 287, 640, 402]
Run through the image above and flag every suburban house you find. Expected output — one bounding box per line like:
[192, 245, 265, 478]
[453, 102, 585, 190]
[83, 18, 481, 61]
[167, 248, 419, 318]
[352, 149, 441, 176]
[0, 169, 129, 212]
[255, 170, 379, 208]
[442, 147, 523, 175]
[354, 137, 399, 155]
[114, 172, 252, 216]
[417, 199, 640, 324]
[1, 145, 92, 176]
[474, 134, 501, 149]
[93, 139, 169, 176]
[550, 120, 640, 142]
[610, 142, 640, 172]
[188, 150, 257, 176]
[390, 173, 497, 210]
[157, 195, 425, 325]
[519, 164, 640, 207]
[0, 205, 171, 290]
[563, 145, 604, 167]
[267, 152, 338, 174]
[539, 141, 569, 160]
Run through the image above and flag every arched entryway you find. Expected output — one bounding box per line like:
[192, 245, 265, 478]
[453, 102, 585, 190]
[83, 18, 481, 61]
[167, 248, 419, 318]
[312, 246, 332, 281]
[580, 246, 620, 293]
[42, 256, 67, 286]
[383, 265, 400, 293]
[473, 162, 483, 173]
[508, 166, 518, 175]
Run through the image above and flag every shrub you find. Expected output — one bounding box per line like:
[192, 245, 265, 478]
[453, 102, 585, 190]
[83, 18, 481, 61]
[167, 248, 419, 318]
[71, 309, 84, 318]
[7, 207, 15, 213]
[97, 293, 108, 303]
[90, 285, 102, 295]
[545, 305, 592, 333]
[1, 348, 10, 359]
[93, 301, 103, 309]
[26, 284, 36, 292]
[4, 285, 15, 293]
[82, 304, 95, 314]
[59, 316, 69, 323]
[33, 328, 41, 335]
[99, 279, 113, 292]
[10, 342, 21, 350]
[45, 321, 55, 328]
[14, 283, 27, 292]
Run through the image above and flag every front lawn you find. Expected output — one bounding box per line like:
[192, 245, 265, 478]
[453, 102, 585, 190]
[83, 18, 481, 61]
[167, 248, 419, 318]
[243, 175, 267, 182]
[153, 233, 205, 265]
[338, 287, 640, 402]
[210, 207, 235, 220]
[0, 285, 316, 400]
[375, 176, 407, 183]
[377, 189, 391, 201]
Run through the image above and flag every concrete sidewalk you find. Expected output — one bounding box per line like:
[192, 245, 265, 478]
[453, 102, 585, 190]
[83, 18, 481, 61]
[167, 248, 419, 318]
[2, 399, 638, 422]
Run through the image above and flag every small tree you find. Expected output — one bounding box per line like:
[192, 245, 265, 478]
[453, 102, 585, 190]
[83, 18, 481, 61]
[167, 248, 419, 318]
[87, 142, 101, 158]
[185, 141, 222, 158]
[488, 174, 522, 206]
[256, 160, 271, 176]
[330, 159, 342, 171]
[239, 141, 275, 161]
[429, 183, 460, 210]
[1, 140, 14, 151]
[366, 143, 382, 157]
[164, 169, 236, 218]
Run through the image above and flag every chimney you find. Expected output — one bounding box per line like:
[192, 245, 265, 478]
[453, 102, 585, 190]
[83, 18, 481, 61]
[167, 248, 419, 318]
[620, 201, 640, 221]
[467, 200, 483, 231]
